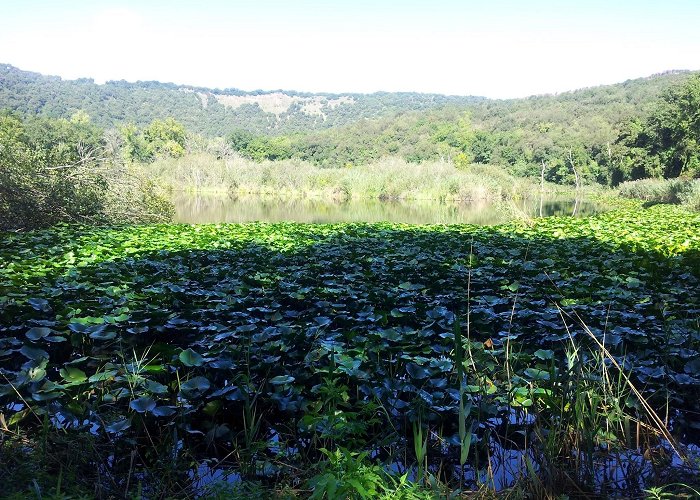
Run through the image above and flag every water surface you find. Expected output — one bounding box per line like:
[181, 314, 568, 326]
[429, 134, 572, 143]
[174, 195, 606, 225]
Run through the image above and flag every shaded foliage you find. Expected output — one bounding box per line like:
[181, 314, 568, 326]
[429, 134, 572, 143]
[0, 206, 698, 495]
[0, 64, 484, 136]
[0, 113, 173, 230]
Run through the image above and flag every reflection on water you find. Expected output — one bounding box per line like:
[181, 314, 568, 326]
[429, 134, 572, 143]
[173, 195, 606, 225]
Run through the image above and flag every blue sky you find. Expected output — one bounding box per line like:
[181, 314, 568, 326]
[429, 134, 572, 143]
[1, 0, 698, 97]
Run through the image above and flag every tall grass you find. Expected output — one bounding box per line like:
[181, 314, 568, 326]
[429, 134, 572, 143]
[618, 178, 700, 210]
[146, 153, 546, 202]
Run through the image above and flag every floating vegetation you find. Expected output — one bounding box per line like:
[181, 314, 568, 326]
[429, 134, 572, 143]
[0, 204, 699, 497]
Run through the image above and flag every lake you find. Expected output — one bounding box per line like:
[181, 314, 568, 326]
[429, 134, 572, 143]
[173, 194, 606, 224]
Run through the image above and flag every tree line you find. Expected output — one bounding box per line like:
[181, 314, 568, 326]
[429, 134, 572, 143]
[222, 74, 700, 185]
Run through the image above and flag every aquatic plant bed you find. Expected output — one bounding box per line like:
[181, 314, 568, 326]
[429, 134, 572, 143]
[1, 205, 699, 497]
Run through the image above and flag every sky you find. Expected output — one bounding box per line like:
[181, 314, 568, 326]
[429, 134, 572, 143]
[1, 0, 699, 98]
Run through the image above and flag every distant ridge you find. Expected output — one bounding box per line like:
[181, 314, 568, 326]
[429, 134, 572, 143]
[0, 63, 696, 137]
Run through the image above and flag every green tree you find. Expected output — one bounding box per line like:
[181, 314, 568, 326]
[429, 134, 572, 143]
[617, 75, 700, 180]
[144, 118, 187, 158]
[120, 118, 188, 163]
[0, 113, 173, 230]
[227, 128, 254, 152]
[647, 75, 700, 177]
[120, 123, 154, 163]
[0, 113, 106, 229]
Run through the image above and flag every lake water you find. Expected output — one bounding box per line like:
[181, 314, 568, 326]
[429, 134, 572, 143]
[173, 194, 606, 225]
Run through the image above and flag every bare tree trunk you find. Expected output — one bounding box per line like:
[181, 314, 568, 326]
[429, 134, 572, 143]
[540, 160, 546, 191]
[567, 149, 581, 216]
[567, 149, 581, 191]
[539, 160, 546, 217]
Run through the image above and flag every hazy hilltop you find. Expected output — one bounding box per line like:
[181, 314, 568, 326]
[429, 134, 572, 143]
[0, 63, 694, 138]
[0, 64, 485, 135]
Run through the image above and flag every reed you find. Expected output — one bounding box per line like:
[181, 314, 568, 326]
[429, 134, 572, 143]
[146, 153, 546, 202]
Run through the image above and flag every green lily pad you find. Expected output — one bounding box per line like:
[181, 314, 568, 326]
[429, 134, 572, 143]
[59, 367, 87, 383]
[25, 327, 52, 341]
[130, 397, 157, 413]
[270, 375, 296, 385]
[179, 348, 204, 367]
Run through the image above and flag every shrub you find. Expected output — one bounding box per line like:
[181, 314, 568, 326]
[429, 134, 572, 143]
[0, 113, 173, 230]
[618, 177, 700, 209]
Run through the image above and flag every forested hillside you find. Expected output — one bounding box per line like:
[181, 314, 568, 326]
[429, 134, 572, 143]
[0, 64, 484, 135]
[2, 64, 699, 190]
[0, 64, 693, 141]
[225, 71, 700, 185]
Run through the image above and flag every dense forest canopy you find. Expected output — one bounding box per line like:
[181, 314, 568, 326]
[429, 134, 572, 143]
[0, 64, 694, 139]
[219, 72, 700, 185]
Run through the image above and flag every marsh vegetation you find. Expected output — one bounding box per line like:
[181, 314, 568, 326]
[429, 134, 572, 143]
[0, 67, 699, 498]
[1, 206, 699, 498]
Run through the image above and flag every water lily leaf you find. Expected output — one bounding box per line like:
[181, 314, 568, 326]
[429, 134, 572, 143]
[32, 391, 62, 401]
[179, 376, 211, 398]
[429, 358, 453, 372]
[89, 370, 118, 383]
[684, 358, 700, 375]
[270, 375, 296, 385]
[524, 368, 550, 381]
[105, 419, 131, 433]
[59, 367, 87, 383]
[144, 380, 169, 394]
[166, 318, 189, 327]
[28, 298, 51, 312]
[25, 327, 52, 341]
[398, 282, 424, 291]
[533, 349, 554, 360]
[406, 363, 429, 379]
[152, 406, 177, 417]
[130, 397, 157, 413]
[378, 329, 401, 341]
[314, 316, 331, 327]
[209, 359, 235, 370]
[127, 326, 149, 334]
[89, 326, 116, 340]
[20, 345, 49, 360]
[626, 277, 641, 288]
[179, 348, 204, 367]
[44, 335, 67, 343]
[67, 322, 90, 334]
[673, 373, 696, 385]
[252, 331, 270, 343]
[27, 367, 47, 382]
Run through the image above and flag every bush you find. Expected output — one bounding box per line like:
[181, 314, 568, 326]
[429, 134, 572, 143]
[0, 113, 173, 230]
[676, 180, 700, 210]
[618, 178, 700, 209]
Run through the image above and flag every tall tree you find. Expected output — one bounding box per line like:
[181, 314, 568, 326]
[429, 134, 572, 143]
[618, 75, 700, 179]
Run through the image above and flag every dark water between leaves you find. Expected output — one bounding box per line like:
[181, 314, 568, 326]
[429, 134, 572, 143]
[173, 194, 607, 224]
